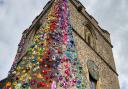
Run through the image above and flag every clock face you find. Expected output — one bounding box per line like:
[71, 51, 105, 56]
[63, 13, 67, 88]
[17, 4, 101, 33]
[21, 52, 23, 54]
[87, 60, 99, 80]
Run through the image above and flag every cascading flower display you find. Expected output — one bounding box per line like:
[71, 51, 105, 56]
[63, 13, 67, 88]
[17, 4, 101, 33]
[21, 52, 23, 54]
[1, 0, 87, 89]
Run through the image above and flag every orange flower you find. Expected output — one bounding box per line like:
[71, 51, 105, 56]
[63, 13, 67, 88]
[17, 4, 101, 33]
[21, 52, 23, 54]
[6, 82, 11, 87]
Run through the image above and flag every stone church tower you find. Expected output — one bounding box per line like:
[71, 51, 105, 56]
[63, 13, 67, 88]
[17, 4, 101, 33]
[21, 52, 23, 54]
[0, 0, 120, 89]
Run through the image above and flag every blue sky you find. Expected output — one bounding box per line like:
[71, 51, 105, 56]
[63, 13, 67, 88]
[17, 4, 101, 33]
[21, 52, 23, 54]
[0, 0, 128, 89]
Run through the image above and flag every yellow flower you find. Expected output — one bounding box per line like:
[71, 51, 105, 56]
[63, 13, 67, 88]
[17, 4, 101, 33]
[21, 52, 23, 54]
[13, 82, 17, 86]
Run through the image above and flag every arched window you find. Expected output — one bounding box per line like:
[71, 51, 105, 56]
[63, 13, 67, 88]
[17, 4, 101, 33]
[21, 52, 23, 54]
[87, 60, 99, 89]
[84, 23, 97, 49]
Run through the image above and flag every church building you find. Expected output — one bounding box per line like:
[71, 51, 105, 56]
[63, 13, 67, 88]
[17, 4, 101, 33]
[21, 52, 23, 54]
[0, 0, 120, 89]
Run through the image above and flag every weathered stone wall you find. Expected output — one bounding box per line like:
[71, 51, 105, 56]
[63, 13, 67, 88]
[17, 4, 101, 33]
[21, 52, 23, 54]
[69, 1, 120, 89]
[73, 32, 120, 89]
[69, 1, 116, 71]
